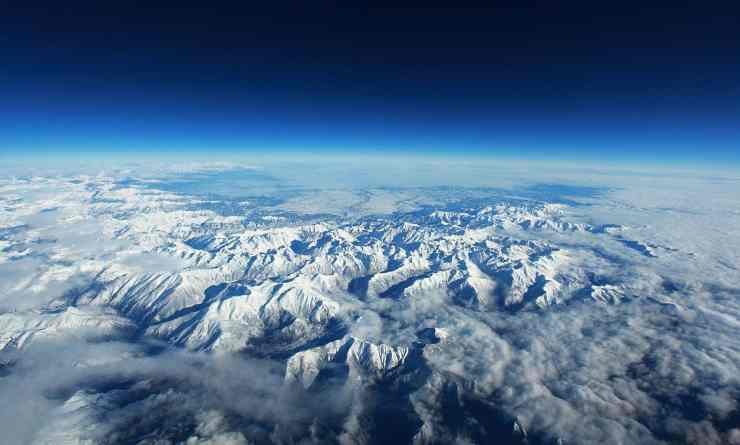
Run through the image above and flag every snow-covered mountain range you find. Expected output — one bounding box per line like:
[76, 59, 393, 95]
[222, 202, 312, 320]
[1, 166, 739, 445]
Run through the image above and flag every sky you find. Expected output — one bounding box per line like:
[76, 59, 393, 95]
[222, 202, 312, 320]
[1, 3, 739, 166]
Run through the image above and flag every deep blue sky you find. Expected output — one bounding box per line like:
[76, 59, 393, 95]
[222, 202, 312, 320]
[1, 3, 739, 165]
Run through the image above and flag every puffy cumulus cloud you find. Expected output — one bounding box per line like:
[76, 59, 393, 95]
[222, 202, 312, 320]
[348, 310, 384, 342]
[184, 411, 251, 445]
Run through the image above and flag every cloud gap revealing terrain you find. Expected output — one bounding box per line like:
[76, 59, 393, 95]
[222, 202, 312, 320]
[1, 160, 739, 445]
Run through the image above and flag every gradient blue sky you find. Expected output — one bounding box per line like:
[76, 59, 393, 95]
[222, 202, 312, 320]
[1, 4, 739, 167]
